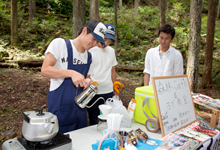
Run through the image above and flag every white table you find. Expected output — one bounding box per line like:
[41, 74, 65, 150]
[65, 121, 162, 150]
[65, 121, 220, 150]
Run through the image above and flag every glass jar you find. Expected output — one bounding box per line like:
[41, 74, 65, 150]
[97, 118, 107, 132]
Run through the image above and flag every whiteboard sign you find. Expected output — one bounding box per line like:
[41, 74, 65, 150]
[151, 75, 197, 137]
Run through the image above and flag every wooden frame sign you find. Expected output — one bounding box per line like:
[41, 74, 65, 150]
[151, 75, 197, 137]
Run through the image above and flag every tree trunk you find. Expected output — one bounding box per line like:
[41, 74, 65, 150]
[114, 0, 118, 56]
[217, 0, 220, 19]
[73, 0, 85, 38]
[90, 0, 99, 21]
[202, 0, 218, 88]
[11, 0, 18, 45]
[186, 0, 202, 93]
[119, 0, 122, 9]
[134, 0, 139, 17]
[29, 0, 36, 22]
[0, 63, 17, 68]
[17, 59, 44, 68]
[160, 0, 166, 27]
[115, 66, 143, 72]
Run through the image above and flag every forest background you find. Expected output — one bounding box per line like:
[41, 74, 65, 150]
[1, 0, 220, 148]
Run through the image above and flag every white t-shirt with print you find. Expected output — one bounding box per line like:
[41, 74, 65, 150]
[143, 45, 183, 85]
[88, 46, 118, 94]
[45, 38, 88, 91]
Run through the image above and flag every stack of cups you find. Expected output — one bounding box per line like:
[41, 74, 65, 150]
[107, 113, 123, 131]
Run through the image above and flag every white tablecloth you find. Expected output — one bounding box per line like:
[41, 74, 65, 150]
[65, 121, 162, 150]
[65, 121, 220, 150]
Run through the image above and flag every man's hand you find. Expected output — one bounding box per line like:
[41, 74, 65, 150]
[85, 78, 92, 86]
[71, 71, 86, 87]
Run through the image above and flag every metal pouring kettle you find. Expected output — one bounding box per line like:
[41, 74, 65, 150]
[74, 81, 104, 108]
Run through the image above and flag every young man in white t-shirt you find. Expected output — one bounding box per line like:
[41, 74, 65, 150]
[41, 20, 107, 133]
[87, 23, 118, 125]
[144, 24, 184, 86]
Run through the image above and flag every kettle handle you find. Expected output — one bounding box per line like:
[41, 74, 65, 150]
[86, 97, 105, 108]
[75, 84, 89, 96]
[76, 86, 79, 96]
[22, 112, 30, 123]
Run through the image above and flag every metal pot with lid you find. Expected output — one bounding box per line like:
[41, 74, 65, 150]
[22, 108, 59, 142]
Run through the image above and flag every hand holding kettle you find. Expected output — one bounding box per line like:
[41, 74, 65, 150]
[71, 70, 91, 88]
[85, 77, 93, 87]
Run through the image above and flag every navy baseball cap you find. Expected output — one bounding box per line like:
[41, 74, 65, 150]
[104, 23, 116, 41]
[84, 20, 107, 46]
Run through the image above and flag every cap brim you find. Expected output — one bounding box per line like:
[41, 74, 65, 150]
[92, 32, 106, 47]
[105, 34, 115, 41]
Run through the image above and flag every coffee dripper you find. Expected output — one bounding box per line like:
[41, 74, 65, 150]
[74, 81, 104, 108]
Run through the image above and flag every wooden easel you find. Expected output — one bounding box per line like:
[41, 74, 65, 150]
[194, 101, 220, 128]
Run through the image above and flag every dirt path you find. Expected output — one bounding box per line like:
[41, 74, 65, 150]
[0, 68, 142, 148]
[0, 68, 219, 149]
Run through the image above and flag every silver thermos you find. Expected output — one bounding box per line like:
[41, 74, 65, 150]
[74, 81, 104, 108]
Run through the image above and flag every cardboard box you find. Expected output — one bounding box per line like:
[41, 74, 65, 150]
[134, 85, 158, 124]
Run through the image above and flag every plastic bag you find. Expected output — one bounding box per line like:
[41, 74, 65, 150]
[106, 96, 131, 128]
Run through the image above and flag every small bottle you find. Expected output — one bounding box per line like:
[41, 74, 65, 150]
[128, 98, 137, 124]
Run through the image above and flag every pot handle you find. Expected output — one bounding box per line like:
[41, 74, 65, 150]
[22, 112, 30, 123]
[45, 123, 54, 134]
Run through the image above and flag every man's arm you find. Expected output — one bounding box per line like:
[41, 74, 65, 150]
[143, 50, 151, 86]
[111, 66, 119, 95]
[41, 52, 87, 87]
[41, 52, 73, 78]
[111, 66, 117, 83]
[173, 52, 184, 75]
[144, 73, 150, 86]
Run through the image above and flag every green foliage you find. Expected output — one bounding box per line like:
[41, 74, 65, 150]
[0, 1, 10, 35]
[0, 0, 219, 67]
[18, 16, 72, 48]
[168, 0, 191, 13]
[172, 27, 189, 51]
[201, 16, 208, 35]
[166, 1, 190, 26]
[112, 6, 161, 64]
[214, 22, 220, 49]
[100, 0, 114, 7]
[202, 0, 208, 13]
[35, 0, 73, 16]
[49, 0, 73, 15]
